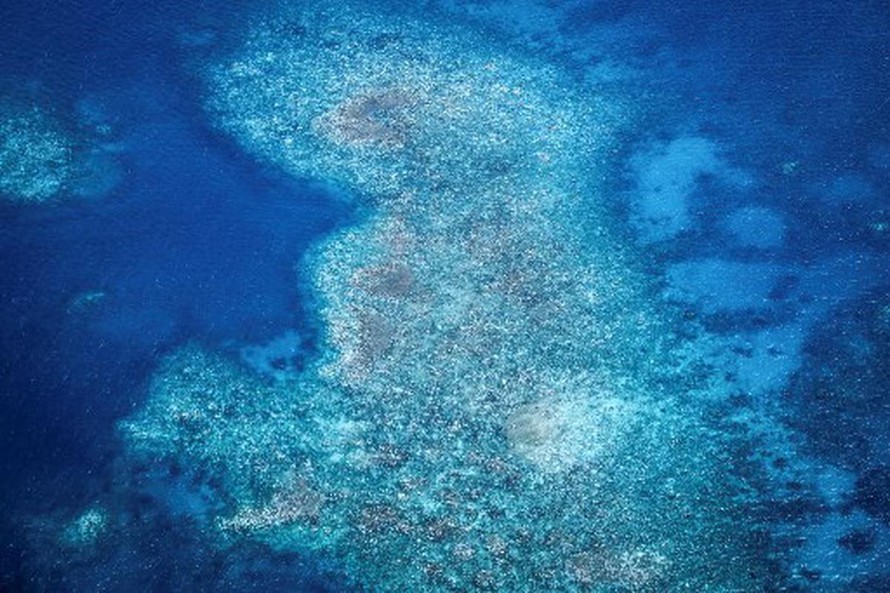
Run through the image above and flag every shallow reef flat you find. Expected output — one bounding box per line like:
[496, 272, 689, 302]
[120, 2, 771, 591]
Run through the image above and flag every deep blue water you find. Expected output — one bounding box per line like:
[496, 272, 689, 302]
[1, 0, 888, 590]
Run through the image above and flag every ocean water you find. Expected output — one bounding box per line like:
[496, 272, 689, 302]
[0, 0, 887, 591]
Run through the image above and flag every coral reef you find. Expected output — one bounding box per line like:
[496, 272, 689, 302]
[120, 2, 771, 591]
[0, 102, 75, 202]
[60, 507, 109, 549]
[0, 93, 124, 204]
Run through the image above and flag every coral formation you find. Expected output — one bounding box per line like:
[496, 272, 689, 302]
[120, 2, 771, 591]
[0, 102, 74, 202]
[0, 93, 123, 204]
[60, 507, 109, 549]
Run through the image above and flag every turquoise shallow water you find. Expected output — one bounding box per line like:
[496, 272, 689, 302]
[1, 0, 888, 591]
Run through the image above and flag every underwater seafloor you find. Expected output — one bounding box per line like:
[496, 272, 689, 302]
[1, 0, 888, 591]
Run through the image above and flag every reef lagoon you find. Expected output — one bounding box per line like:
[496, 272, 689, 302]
[1, 0, 888, 591]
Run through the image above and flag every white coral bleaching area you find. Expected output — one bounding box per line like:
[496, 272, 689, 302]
[502, 375, 635, 475]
